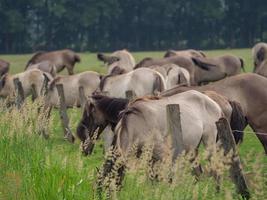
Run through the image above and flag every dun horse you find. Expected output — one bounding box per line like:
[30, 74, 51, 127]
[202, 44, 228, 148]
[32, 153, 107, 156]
[97, 49, 136, 75]
[252, 42, 267, 71]
[147, 64, 190, 88]
[99, 68, 166, 98]
[161, 73, 267, 154]
[26, 61, 57, 77]
[25, 49, 81, 75]
[164, 49, 206, 58]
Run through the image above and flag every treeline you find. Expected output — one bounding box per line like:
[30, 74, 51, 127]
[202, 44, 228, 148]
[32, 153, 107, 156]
[0, 0, 267, 53]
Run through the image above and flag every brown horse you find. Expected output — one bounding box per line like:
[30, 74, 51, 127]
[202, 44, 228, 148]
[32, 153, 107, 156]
[255, 60, 267, 77]
[25, 49, 81, 75]
[161, 73, 267, 154]
[0, 59, 10, 77]
[252, 42, 267, 71]
[191, 55, 245, 76]
[164, 49, 206, 58]
[134, 55, 226, 85]
[26, 61, 57, 77]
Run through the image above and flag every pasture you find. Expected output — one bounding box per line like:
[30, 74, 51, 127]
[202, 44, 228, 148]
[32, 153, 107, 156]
[0, 49, 266, 200]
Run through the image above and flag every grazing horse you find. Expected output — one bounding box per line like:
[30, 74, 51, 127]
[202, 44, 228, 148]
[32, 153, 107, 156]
[161, 73, 267, 154]
[164, 49, 206, 58]
[26, 61, 57, 77]
[97, 49, 136, 75]
[97, 90, 224, 187]
[25, 49, 81, 75]
[147, 64, 190, 88]
[0, 59, 10, 77]
[45, 71, 101, 108]
[0, 69, 50, 100]
[76, 91, 244, 155]
[76, 95, 129, 155]
[134, 55, 225, 85]
[99, 68, 166, 98]
[252, 42, 267, 71]
[191, 55, 245, 76]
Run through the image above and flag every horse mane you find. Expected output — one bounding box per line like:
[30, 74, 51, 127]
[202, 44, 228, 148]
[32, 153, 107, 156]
[48, 76, 61, 90]
[99, 74, 113, 91]
[164, 50, 176, 58]
[110, 66, 126, 75]
[92, 94, 129, 123]
[134, 57, 153, 69]
[25, 51, 47, 69]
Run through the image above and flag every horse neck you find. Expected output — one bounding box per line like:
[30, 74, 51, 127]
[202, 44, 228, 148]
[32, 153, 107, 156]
[99, 98, 129, 124]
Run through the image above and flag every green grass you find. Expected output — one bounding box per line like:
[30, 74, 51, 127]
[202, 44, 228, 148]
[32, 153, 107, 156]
[0, 49, 266, 200]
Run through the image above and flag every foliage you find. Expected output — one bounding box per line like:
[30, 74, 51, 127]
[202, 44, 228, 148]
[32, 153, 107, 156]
[0, 0, 267, 53]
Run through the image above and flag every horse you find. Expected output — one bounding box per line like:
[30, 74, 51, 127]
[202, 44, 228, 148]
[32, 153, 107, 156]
[0, 59, 10, 77]
[45, 71, 101, 108]
[161, 73, 267, 154]
[0, 69, 50, 101]
[255, 59, 267, 77]
[99, 68, 166, 98]
[76, 95, 129, 155]
[164, 49, 206, 58]
[134, 55, 226, 85]
[97, 90, 224, 188]
[97, 49, 136, 75]
[25, 49, 81, 75]
[26, 61, 57, 77]
[147, 64, 190, 89]
[252, 42, 267, 71]
[191, 55, 245, 76]
[76, 91, 244, 155]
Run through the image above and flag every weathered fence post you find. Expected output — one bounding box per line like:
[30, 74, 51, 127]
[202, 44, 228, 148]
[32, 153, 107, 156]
[125, 90, 136, 100]
[13, 78, 25, 109]
[41, 74, 49, 96]
[216, 118, 250, 199]
[31, 84, 38, 101]
[79, 86, 87, 109]
[166, 104, 184, 160]
[56, 84, 75, 143]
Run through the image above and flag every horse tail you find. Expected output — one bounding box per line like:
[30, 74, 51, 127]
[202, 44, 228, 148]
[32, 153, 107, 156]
[25, 51, 46, 70]
[74, 54, 81, 63]
[153, 73, 166, 94]
[256, 47, 266, 63]
[191, 57, 216, 71]
[239, 58, 245, 72]
[229, 101, 247, 144]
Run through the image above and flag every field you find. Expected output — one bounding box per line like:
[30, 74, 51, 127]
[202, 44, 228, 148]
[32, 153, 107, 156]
[0, 49, 266, 200]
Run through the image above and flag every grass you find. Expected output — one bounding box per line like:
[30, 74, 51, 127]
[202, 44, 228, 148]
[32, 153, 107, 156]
[0, 49, 266, 200]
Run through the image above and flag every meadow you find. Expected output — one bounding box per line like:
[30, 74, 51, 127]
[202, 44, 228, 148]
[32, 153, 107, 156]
[0, 49, 266, 200]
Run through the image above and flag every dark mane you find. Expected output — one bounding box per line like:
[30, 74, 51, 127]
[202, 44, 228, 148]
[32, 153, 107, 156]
[99, 74, 113, 91]
[134, 57, 153, 69]
[92, 94, 129, 123]
[25, 51, 47, 69]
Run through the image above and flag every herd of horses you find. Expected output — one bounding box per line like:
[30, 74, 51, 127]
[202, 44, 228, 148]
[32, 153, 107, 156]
[1, 43, 267, 189]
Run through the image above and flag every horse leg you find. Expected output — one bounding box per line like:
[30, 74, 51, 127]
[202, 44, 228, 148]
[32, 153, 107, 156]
[66, 65, 74, 75]
[249, 122, 267, 155]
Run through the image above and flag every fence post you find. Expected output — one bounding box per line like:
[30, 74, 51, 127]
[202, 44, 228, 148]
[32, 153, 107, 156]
[166, 104, 184, 160]
[13, 78, 25, 109]
[216, 118, 250, 199]
[125, 90, 136, 100]
[56, 84, 75, 143]
[79, 86, 87, 109]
